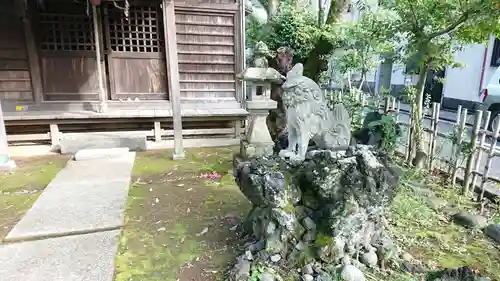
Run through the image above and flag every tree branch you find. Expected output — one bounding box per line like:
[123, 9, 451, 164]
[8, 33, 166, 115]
[427, 12, 470, 39]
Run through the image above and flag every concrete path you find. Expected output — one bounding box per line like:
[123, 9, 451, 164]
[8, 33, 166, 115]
[0, 149, 135, 281]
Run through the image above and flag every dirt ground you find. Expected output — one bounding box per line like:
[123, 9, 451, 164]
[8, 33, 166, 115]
[0, 155, 69, 240]
[115, 147, 500, 281]
[114, 147, 250, 281]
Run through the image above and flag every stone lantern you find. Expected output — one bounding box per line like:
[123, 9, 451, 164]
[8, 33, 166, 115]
[0, 101, 16, 171]
[237, 42, 284, 158]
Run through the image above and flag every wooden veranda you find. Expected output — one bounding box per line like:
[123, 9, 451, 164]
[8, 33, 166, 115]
[0, 0, 247, 148]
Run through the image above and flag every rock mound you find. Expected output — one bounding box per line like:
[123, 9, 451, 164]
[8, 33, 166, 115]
[230, 145, 401, 280]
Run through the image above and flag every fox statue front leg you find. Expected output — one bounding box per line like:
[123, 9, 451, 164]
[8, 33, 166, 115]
[289, 123, 309, 163]
[279, 126, 297, 158]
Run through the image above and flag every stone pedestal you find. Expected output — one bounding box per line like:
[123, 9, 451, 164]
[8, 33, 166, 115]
[240, 98, 277, 158]
[0, 101, 15, 171]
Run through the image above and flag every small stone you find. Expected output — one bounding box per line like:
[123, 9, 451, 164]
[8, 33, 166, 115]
[302, 217, 316, 230]
[248, 240, 265, 252]
[266, 221, 277, 235]
[295, 241, 307, 251]
[312, 262, 323, 273]
[452, 211, 488, 229]
[401, 251, 413, 262]
[244, 250, 253, 261]
[261, 273, 274, 281]
[302, 230, 317, 242]
[441, 206, 460, 216]
[406, 181, 435, 197]
[230, 257, 251, 281]
[361, 250, 378, 267]
[484, 224, 500, 243]
[426, 196, 448, 211]
[301, 264, 314, 275]
[340, 264, 366, 281]
[270, 254, 281, 262]
[316, 272, 333, 281]
[302, 274, 314, 281]
[351, 259, 367, 271]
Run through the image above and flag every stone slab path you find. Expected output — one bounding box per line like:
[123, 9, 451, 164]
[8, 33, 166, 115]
[0, 149, 135, 281]
[0, 231, 120, 281]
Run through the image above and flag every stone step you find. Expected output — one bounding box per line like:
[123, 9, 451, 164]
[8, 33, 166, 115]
[4, 152, 135, 242]
[59, 133, 147, 155]
[74, 147, 130, 161]
[0, 230, 120, 281]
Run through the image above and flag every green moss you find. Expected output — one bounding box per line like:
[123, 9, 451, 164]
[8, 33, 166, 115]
[132, 147, 237, 177]
[389, 184, 500, 280]
[0, 155, 68, 239]
[295, 247, 315, 266]
[283, 200, 296, 214]
[0, 156, 68, 193]
[315, 232, 334, 248]
[117, 147, 251, 280]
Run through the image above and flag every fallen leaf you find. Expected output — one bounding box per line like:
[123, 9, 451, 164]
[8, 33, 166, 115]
[157, 227, 166, 232]
[196, 227, 209, 237]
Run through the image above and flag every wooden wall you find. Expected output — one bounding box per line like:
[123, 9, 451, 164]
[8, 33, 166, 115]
[174, 1, 240, 100]
[105, 1, 168, 100]
[0, 0, 33, 102]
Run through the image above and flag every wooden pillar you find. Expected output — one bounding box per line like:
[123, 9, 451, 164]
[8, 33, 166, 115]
[0, 101, 16, 171]
[16, 0, 43, 105]
[162, 0, 184, 160]
[92, 4, 107, 113]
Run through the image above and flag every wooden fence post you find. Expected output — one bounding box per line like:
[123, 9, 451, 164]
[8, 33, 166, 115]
[463, 110, 483, 194]
[428, 102, 440, 170]
[479, 116, 500, 201]
[452, 108, 467, 186]
[405, 106, 413, 162]
[384, 96, 390, 114]
[449, 105, 463, 175]
[471, 111, 491, 191]
[395, 101, 401, 124]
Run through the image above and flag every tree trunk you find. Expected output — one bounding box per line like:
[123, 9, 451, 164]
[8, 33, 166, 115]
[268, 0, 280, 17]
[410, 63, 429, 168]
[326, 0, 349, 24]
[378, 55, 393, 93]
[318, 0, 325, 25]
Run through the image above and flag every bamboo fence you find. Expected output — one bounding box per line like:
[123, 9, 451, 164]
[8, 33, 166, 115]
[333, 91, 500, 201]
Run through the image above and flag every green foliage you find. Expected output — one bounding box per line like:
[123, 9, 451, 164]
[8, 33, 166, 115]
[245, 3, 337, 64]
[248, 264, 283, 281]
[327, 5, 399, 91]
[326, 89, 364, 130]
[333, 7, 398, 76]
[367, 113, 400, 154]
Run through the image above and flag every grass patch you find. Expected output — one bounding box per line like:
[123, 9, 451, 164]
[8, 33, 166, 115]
[115, 147, 251, 281]
[389, 169, 500, 280]
[0, 155, 69, 239]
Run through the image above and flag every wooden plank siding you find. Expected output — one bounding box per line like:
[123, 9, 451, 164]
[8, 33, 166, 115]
[0, 0, 33, 102]
[175, 10, 237, 100]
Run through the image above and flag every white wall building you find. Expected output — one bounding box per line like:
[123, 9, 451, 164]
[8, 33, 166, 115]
[364, 36, 499, 110]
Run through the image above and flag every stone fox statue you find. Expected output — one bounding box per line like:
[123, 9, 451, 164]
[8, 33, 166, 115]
[279, 63, 351, 162]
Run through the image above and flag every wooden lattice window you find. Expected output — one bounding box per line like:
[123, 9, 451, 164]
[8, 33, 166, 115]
[37, 1, 95, 51]
[106, 2, 164, 53]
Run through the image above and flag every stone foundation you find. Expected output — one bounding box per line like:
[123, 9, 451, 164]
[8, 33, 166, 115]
[230, 145, 402, 281]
